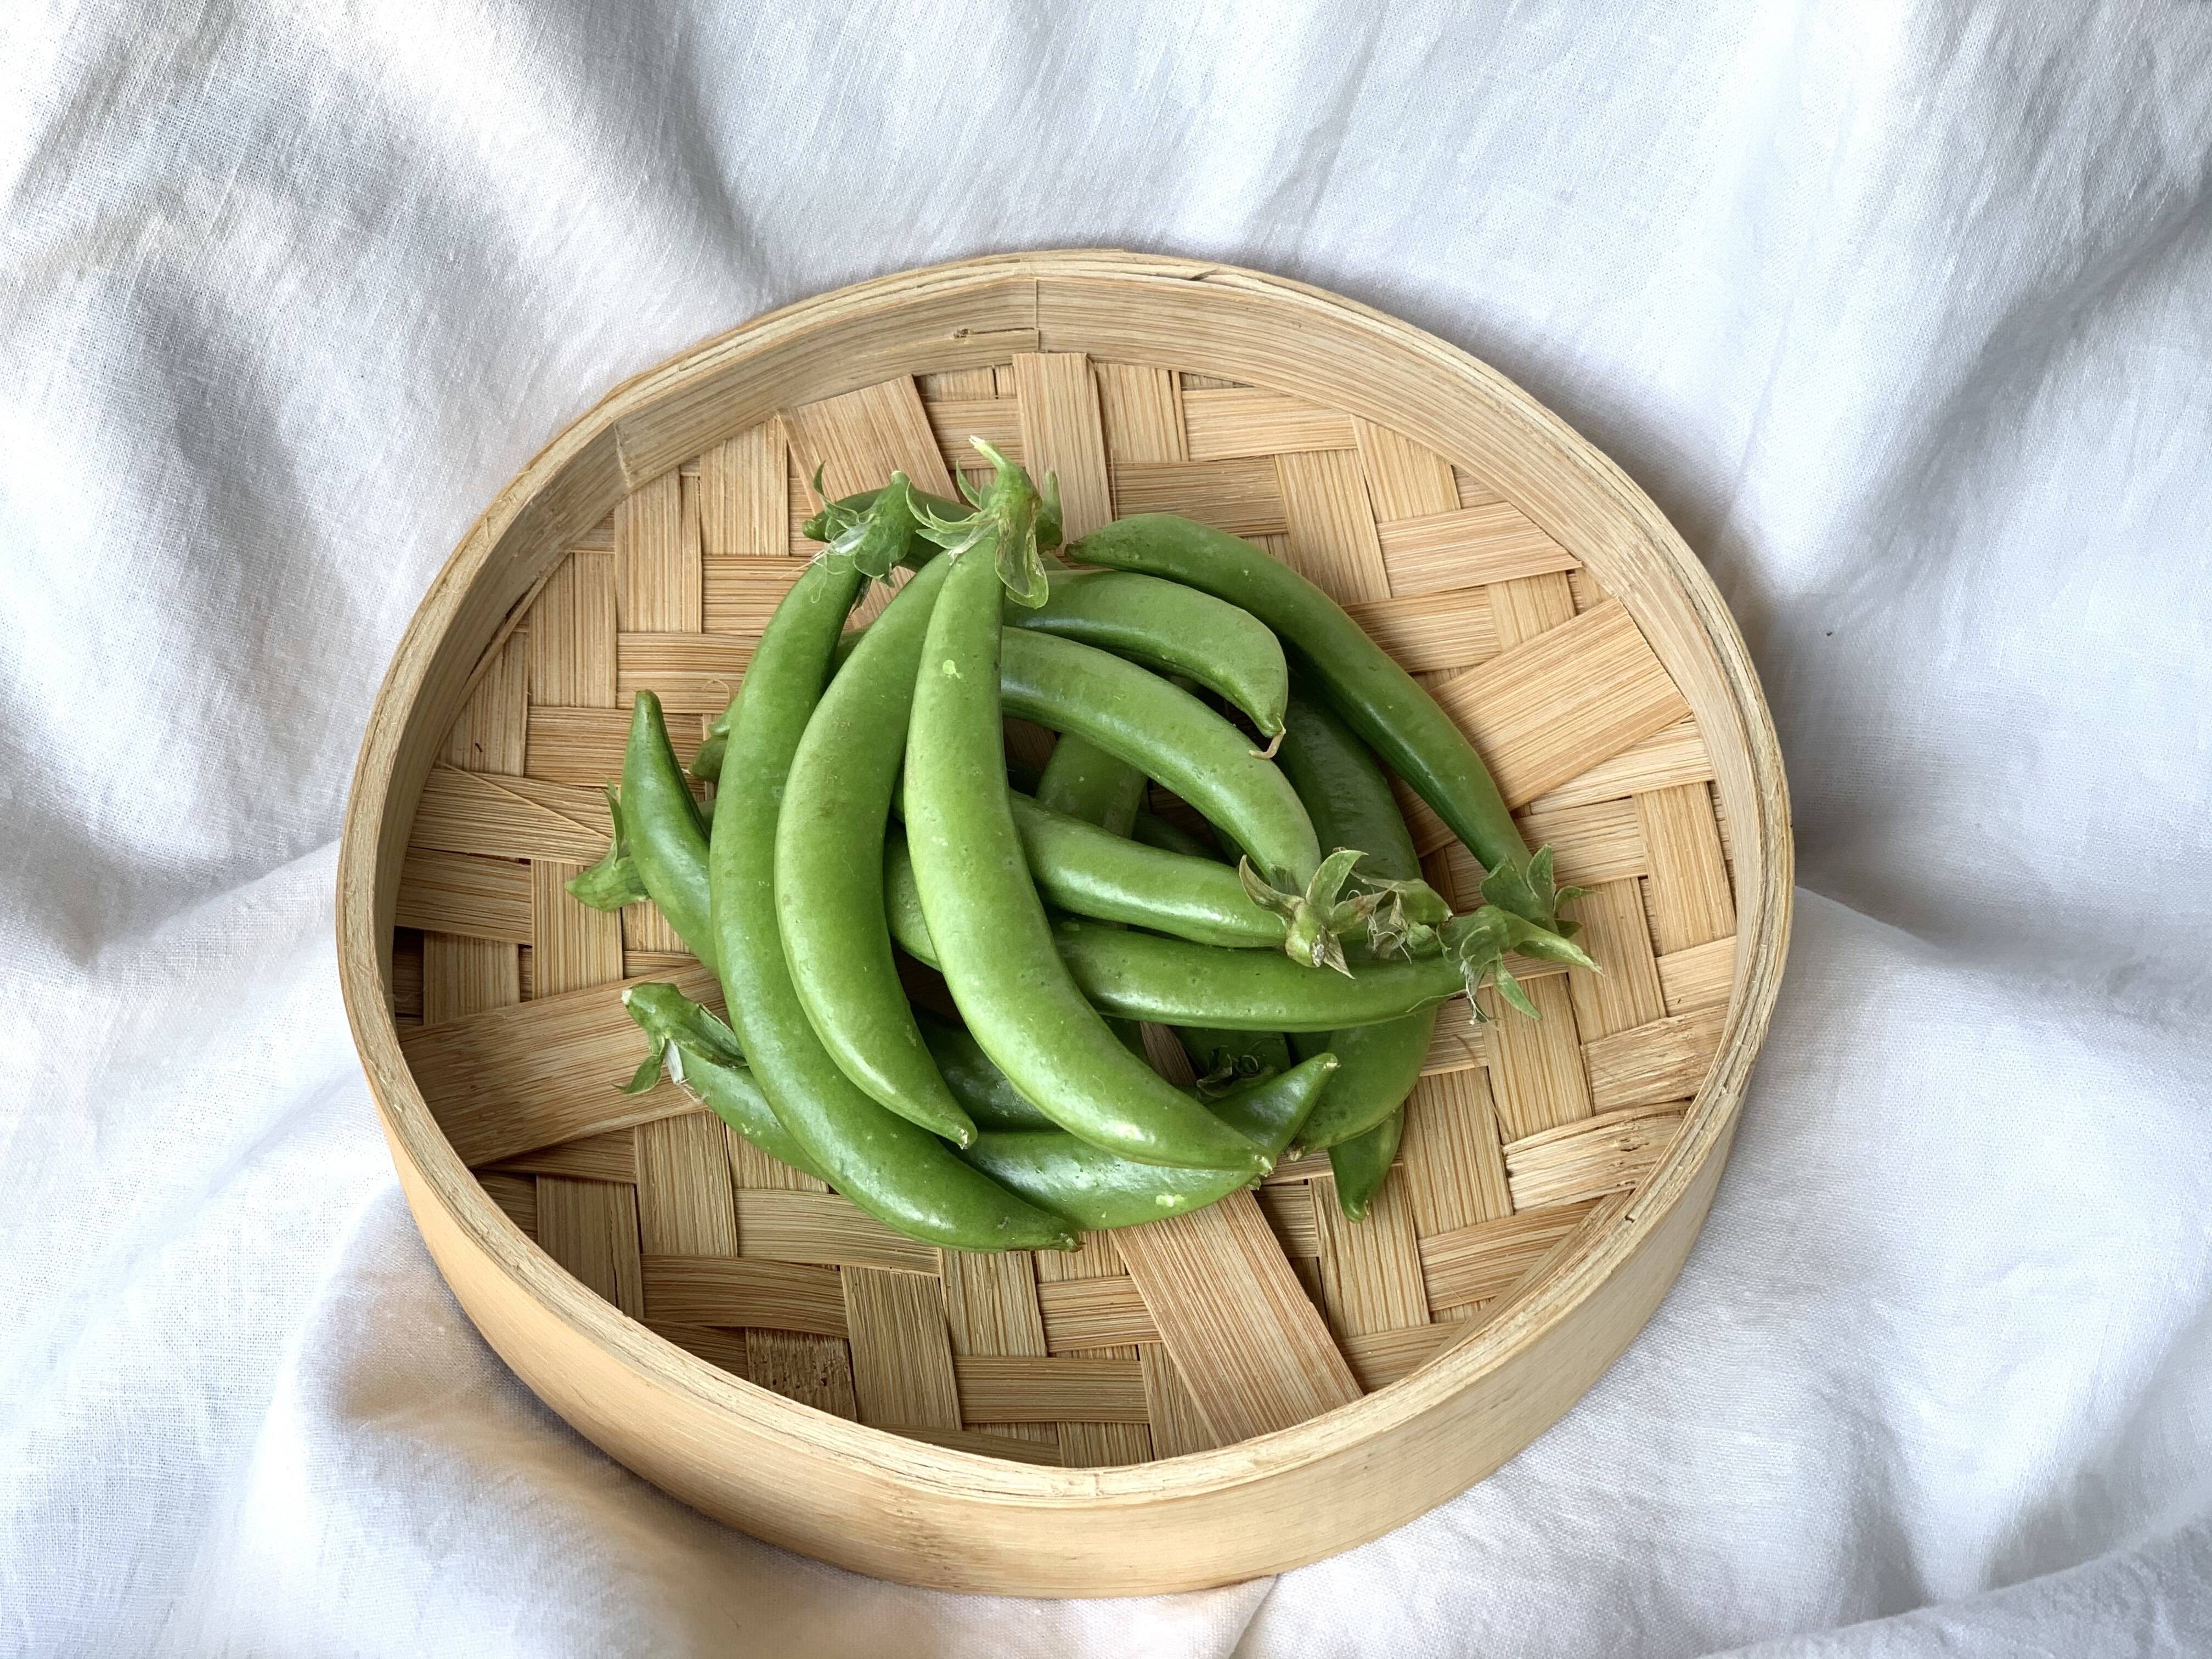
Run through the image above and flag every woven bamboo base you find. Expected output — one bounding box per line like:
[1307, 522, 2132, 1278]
[341, 251, 1789, 1593]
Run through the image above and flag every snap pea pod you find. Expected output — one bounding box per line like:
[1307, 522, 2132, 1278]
[915, 1010, 1056, 1132]
[1327, 1109, 1404, 1223]
[962, 1053, 1339, 1232]
[1069, 514, 1546, 918]
[1009, 793, 1283, 949]
[1278, 690, 1439, 1153]
[885, 830, 1468, 1031]
[901, 461, 1270, 1176]
[1017, 569, 1288, 738]
[620, 983, 826, 1181]
[709, 544, 1076, 1252]
[998, 628, 1319, 891]
[1034, 733, 1146, 834]
[776, 555, 974, 1144]
[611, 690, 717, 974]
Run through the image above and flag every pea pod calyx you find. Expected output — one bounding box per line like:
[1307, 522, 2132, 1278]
[566, 785, 650, 911]
[910, 438, 1060, 608]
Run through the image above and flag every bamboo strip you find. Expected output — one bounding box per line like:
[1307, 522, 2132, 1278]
[726, 1122, 830, 1194]
[1637, 783, 1737, 952]
[1391, 776, 1456, 859]
[951, 1357, 1150, 1424]
[732, 1190, 940, 1274]
[1418, 1009, 1486, 1077]
[620, 901, 690, 962]
[1011, 353, 1115, 540]
[1093, 363, 1187, 462]
[1504, 1105, 1688, 1211]
[1113, 1190, 1361, 1443]
[893, 1426, 1064, 1467]
[1255, 1183, 1321, 1257]
[398, 963, 720, 1165]
[1311, 1173, 1431, 1338]
[697, 421, 788, 561]
[1184, 387, 1357, 459]
[420, 934, 520, 1028]
[1341, 588, 1497, 673]
[616, 471, 697, 632]
[1430, 601, 1692, 807]
[844, 1268, 962, 1431]
[1522, 718, 1711, 815]
[1487, 571, 1577, 651]
[1561, 878, 1668, 1040]
[1035, 1274, 1160, 1354]
[1584, 1006, 1727, 1113]
[635, 1111, 740, 1258]
[536, 1176, 645, 1320]
[1397, 1068, 1513, 1238]
[478, 1170, 537, 1238]
[1034, 1233, 1153, 1465]
[487, 1126, 639, 1184]
[1139, 1348, 1224, 1457]
[1107, 459, 1287, 535]
[391, 929, 423, 1023]
[1377, 504, 1577, 597]
[1274, 449, 1390, 603]
[442, 628, 531, 775]
[1352, 418, 1459, 522]
[640, 1256, 849, 1335]
[786, 377, 957, 500]
[616, 632, 753, 717]
[522, 705, 629, 785]
[1481, 974, 1592, 1141]
[916, 366, 1001, 400]
[1418, 1200, 1599, 1313]
[923, 397, 1024, 473]
[1658, 935, 1736, 1015]
[703, 560, 809, 637]
[1454, 468, 1500, 508]
[939, 1250, 1056, 1452]
[1516, 797, 1646, 888]
[650, 1323, 752, 1379]
[411, 765, 610, 864]
[744, 1330, 859, 1420]
[395, 850, 533, 944]
[528, 550, 619, 709]
[529, 860, 624, 996]
[1341, 1323, 1457, 1392]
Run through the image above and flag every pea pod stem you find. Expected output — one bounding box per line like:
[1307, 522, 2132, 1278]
[901, 449, 1272, 1176]
[620, 984, 826, 1181]
[709, 532, 1075, 1252]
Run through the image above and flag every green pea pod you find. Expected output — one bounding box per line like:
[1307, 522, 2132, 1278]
[1009, 793, 1284, 949]
[1131, 808, 1219, 862]
[775, 556, 975, 1146]
[1069, 514, 1554, 924]
[962, 1054, 1338, 1232]
[1277, 690, 1441, 1152]
[1327, 1108, 1404, 1222]
[1014, 569, 1288, 738]
[709, 546, 1075, 1252]
[901, 458, 1271, 1176]
[915, 1011, 1057, 1132]
[998, 629, 1319, 892]
[885, 830, 1465, 1032]
[620, 983, 827, 1180]
[614, 690, 718, 974]
[1034, 733, 1146, 834]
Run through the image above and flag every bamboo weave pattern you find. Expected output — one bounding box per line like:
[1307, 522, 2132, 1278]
[391, 357, 1735, 1465]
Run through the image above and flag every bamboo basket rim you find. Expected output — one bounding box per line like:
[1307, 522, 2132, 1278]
[336, 248, 1793, 1504]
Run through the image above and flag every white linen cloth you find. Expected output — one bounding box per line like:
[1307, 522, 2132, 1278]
[3, 1, 2208, 1651]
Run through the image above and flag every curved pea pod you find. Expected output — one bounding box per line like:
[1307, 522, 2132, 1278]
[1325, 1108, 1404, 1222]
[775, 555, 975, 1145]
[709, 540, 1076, 1253]
[1034, 733, 1146, 835]
[1009, 793, 1284, 949]
[1070, 514, 1559, 923]
[914, 1011, 1057, 1133]
[1277, 689, 1442, 1151]
[962, 1053, 1339, 1232]
[619, 983, 827, 1182]
[901, 455, 1271, 1176]
[997, 628, 1319, 891]
[1012, 569, 1288, 739]
[884, 833, 1465, 1033]
[603, 690, 717, 973]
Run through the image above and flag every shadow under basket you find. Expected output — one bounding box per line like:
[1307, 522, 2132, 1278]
[338, 250, 1791, 1596]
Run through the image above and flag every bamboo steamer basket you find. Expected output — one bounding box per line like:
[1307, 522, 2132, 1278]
[337, 250, 1791, 1596]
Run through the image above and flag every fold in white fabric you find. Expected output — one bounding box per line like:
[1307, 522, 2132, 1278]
[2, 2, 2207, 1652]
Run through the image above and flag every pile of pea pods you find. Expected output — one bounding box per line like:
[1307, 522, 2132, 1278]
[573, 443, 1595, 1252]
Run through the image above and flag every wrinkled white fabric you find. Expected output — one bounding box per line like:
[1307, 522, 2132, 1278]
[3, 1, 2208, 1652]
